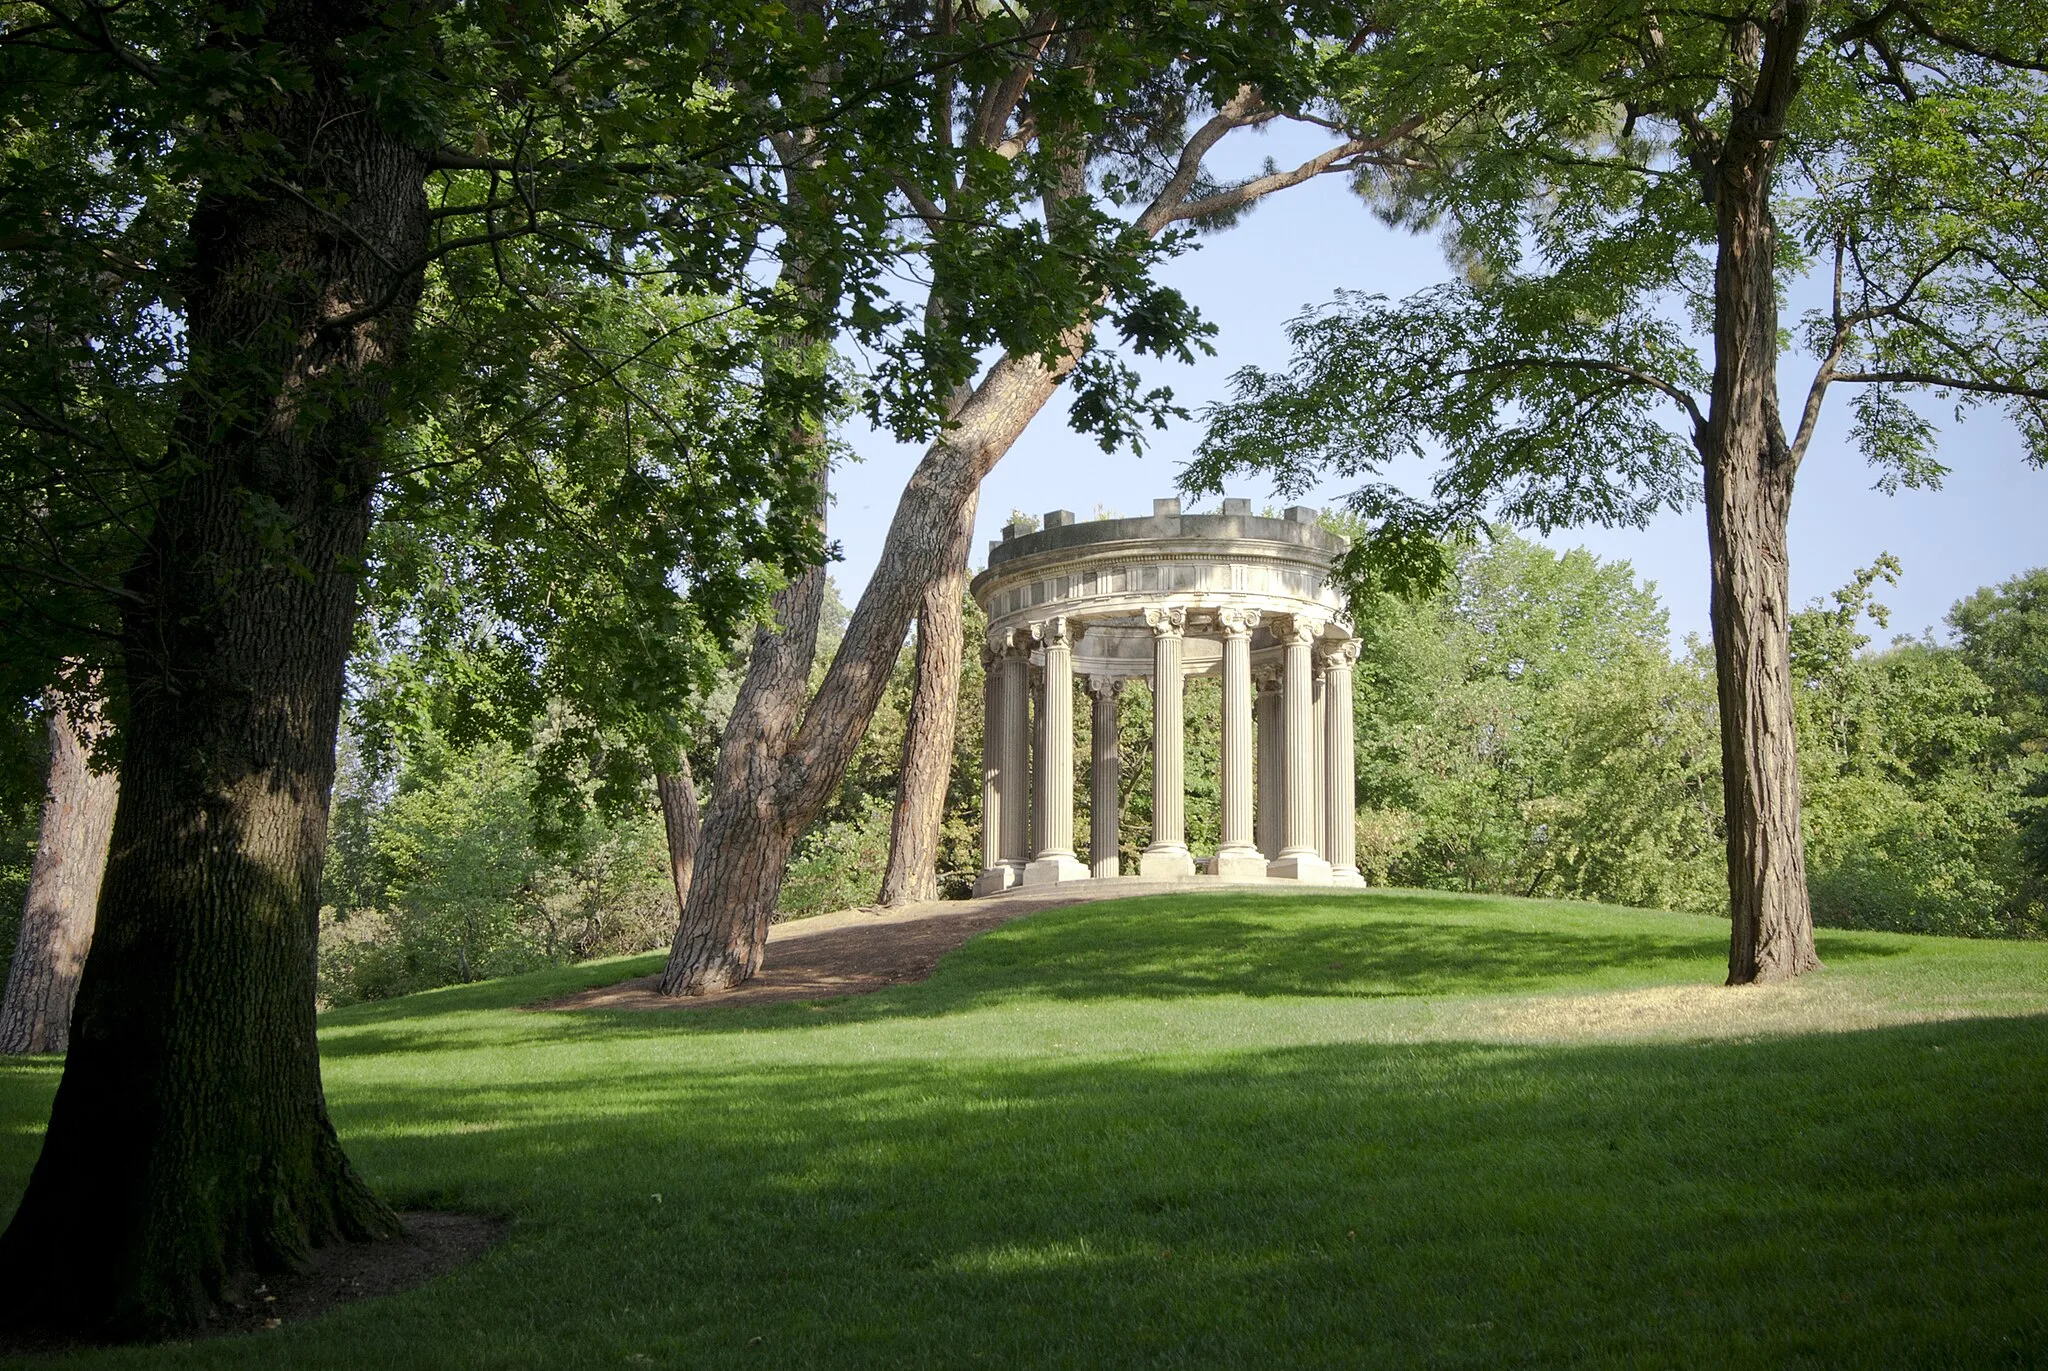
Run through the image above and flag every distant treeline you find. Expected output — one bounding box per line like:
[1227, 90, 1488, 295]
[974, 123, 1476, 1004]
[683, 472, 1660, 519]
[13, 531, 2017, 1007]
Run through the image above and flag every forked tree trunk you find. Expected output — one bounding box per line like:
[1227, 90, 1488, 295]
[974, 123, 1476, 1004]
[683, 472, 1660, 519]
[0, 703, 119, 1055]
[0, 1, 426, 1336]
[661, 339, 1082, 993]
[655, 761, 702, 916]
[1703, 10, 1821, 985]
[659, 550, 827, 992]
[876, 491, 979, 906]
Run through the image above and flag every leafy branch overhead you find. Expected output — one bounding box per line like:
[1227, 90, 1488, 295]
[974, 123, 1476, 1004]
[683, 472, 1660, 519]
[1189, 0, 2048, 591]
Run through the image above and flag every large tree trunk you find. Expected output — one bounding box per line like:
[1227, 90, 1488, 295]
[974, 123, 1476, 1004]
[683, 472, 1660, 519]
[876, 491, 979, 906]
[655, 761, 702, 916]
[661, 340, 1081, 993]
[1703, 6, 1821, 986]
[0, 702, 118, 1055]
[0, 1, 427, 1337]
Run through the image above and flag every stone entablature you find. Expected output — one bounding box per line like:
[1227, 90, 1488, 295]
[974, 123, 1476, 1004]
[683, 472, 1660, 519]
[969, 497, 1362, 894]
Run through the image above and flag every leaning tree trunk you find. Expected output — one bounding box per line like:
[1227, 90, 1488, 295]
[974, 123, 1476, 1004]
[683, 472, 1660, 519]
[661, 337, 1083, 993]
[876, 489, 979, 906]
[0, 1, 427, 1337]
[655, 760, 703, 916]
[1703, 17, 1821, 986]
[0, 702, 119, 1055]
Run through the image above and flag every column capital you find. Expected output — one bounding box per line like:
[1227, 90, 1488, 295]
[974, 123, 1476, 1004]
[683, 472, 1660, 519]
[1029, 615, 1076, 649]
[988, 626, 1032, 659]
[1269, 613, 1326, 646]
[1144, 605, 1187, 638]
[1215, 607, 1261, 638]
[1315, 638, 1361, 670]
[1086, 673, 1126, 699]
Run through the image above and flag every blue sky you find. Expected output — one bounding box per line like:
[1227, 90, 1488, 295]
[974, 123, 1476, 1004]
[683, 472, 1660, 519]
[830, 121, 2047, 648]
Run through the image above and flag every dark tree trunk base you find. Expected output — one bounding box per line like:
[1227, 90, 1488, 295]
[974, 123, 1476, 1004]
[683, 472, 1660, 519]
[0, 1212, 502, 1353]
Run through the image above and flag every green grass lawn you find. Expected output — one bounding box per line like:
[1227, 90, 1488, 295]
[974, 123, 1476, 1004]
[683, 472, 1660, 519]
[3, 889, 2046, 1368]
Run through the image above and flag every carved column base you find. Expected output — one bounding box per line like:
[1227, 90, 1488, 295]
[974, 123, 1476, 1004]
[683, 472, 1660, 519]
[1211, 851, 1271, 880]
[1329, 865, 1366, 887]
[974, 863, 1026, 896]
[1023, 854, 1092, 885]
[1267, 854, 1333, 883]
[1139, 845, 1197, 879]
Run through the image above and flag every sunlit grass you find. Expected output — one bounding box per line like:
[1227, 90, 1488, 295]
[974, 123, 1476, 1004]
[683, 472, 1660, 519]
[3, 888, 2045, 1367]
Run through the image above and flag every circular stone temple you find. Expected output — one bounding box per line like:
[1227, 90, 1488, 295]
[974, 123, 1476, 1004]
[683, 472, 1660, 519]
[969, 496, 1362, 894]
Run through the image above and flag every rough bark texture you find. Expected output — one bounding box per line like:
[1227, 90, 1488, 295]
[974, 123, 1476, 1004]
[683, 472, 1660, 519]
[0, 1, 425, 1336]
[655, 761, 702, 916]
[658, 517, 829, 994]
[1703, 3, 1822, 985]
[0, 705, 118, 1055]
[876, 490, 979, 906]
[659, 87, 1398, 993]
[661, 342, 1078, 994]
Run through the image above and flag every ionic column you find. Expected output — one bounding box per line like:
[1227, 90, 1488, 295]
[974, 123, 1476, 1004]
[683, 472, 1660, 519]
[1089, 676, 1123, 878]
[1255, 673, 1282, 859]
[1312, 662, 1327, 858]
[1268, 614, 1332, 882]
[973, 640, 1009, 895]
[1322, 639, 1364, 885]
[1024, 617, 1089, 884]
[1214, 608, 1265, 879]
[1029, 663, 1044, 860]
[998, 633, 1031, 879]
[1139, 606, 1196, 878]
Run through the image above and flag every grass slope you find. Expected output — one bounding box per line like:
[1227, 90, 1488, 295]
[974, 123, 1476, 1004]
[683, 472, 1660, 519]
[2, 889, 2045, 1368]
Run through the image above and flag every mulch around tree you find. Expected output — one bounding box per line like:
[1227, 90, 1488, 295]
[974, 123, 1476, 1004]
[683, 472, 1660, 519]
[0, 1212, 507, 1356]
[532, 878, 1281, 1013]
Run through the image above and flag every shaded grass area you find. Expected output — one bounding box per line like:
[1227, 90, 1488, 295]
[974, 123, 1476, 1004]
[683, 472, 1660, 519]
[2, 889, 2045, 1367]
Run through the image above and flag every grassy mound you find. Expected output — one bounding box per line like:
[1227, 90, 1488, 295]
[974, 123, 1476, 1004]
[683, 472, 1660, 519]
[3, 889, 2045, 1366]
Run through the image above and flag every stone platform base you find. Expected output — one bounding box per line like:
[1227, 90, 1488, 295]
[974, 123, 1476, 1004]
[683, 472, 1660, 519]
[1139, 847, 1197, 879]
[1210, 850, 1270, 880]
[1023, 854, 1092, 885]
[1267, 854, 1333, 883]
[972, 865, 1024, 897]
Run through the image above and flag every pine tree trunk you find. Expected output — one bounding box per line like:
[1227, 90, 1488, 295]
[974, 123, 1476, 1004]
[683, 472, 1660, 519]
[1704, 11, 1822, 986]
[0, 703, 118, 1055]
[0, 1, 426, 1336]
[655, 761, 702, 917]
[660, 335, 1084, 993]
[876, 491, 979, 906]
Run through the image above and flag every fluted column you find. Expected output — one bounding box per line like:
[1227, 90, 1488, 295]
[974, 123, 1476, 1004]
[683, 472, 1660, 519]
[999, 633, 1031, 878]
[1024, 617, 1089, 884]
[1255, 673, 1282, 859]
[972, 641, 1010, 894]
[1269, 614, 1332, 881]
[1214, 608, 1265, 878]
[1089, 676, 1123, 878]
[1322, 639, 1363, 885]
[1312, 663, 1327, 858]
[1140, 606, 1195, 878]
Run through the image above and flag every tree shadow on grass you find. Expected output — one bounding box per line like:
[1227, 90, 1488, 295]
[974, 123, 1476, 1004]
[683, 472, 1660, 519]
[314, 892, 1917, 1058]
[26, 1015, 2043, 1368]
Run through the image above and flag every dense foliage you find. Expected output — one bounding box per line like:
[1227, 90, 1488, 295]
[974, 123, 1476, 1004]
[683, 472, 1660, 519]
[321, 527, 2041, 1005]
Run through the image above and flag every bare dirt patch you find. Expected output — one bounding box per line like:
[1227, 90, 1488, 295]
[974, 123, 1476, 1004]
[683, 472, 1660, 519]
[533, 880, 1267, 1012]
[0, 1211, 505, 1356]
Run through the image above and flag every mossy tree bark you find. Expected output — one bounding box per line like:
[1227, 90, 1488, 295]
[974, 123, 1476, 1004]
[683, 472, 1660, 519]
[0, 0, 427, 1336]
[0, 700, 118, 1055]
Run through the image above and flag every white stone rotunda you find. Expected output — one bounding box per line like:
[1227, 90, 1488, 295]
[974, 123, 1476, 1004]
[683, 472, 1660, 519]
[970, 497, 1363, 894]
